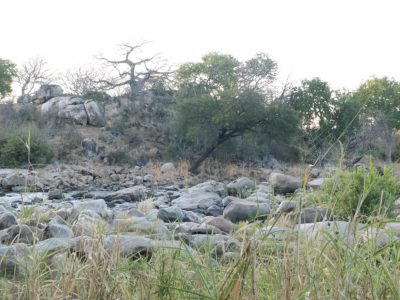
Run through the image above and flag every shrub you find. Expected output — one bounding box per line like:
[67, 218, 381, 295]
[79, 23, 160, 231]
[0, 127, 53, 168]
[322, 165, 400, 218]
[107, 149, 131, 165]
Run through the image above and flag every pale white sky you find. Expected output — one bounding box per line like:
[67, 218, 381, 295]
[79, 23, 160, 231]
[1, 0, 400, 92]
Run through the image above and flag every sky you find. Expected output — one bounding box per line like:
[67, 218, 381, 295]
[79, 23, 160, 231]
[1, 0, 400, 93]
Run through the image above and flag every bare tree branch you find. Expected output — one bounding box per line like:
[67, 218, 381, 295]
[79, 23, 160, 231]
[17, 57, 52, 96]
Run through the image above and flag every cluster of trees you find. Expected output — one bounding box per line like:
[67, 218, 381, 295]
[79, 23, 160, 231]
[1, 44, 400, 172]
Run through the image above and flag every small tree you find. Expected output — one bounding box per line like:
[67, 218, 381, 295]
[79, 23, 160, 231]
[16, 56, 52, 96]
[352, 77, 400, 163]
[62, 66, 102, 95]
[0, 58, 16, 98]
[173, 52, 299, 173]
[95, 41, 172, 97]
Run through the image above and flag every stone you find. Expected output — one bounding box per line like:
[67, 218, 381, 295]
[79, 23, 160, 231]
[104, 235, 152, 259]
[222, 196, 239, 207]
[307, 178, 326, 190]
[1, 225, 43, 245]
[105, 186, 148, 202]
[189, 234, 240, 256]
[0, 243, 30, 276]
[295, 221, 353, 241]
[276, 200, 298, 214]
[48, 189, 63, 200]
[269, 172, 302, 194]
[33, 84, 63, 102]
[172, 222, 223, 235]
[203, 216, 235, 233]
[223, 200, 270, 223]
[58, 104, 87, 125]
[227, 177, 255, 195]
[0, 212, 17, 230]
[160, 162, 175, 173]
[34, 238, 74, 257]
[84, 100, 106, 127]
[300, 207, 332, 223]
[82, 138, 98, 158]
[189, 180, 227, 197]
[171, 192, 222, 211]
[157, 207, 185, 222]
[1, 171, 36, 189]
[44, 223, 74, 239]
[71, 199, 109, 219]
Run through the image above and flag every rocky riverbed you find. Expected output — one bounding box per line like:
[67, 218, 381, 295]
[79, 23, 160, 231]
[0, 164, 399, 278]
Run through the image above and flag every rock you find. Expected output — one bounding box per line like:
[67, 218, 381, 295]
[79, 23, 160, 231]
[269, 172, 302, 194]
[206, 205, 223, 216]
[84, 100, 106, 127]
[295, 221, 354, 242]
[82, 138, 98, 158]
[172, 222, 223, 235]
[227, 177, 255, 195]
[58, 104, 88, 125]
[203, 217, 235, 233]
[160, 162, 175, 173]
[71, 199, 109, 219]
[258, 226, 290, 240]
[104, 235, 152, 259]
[276, 200, 298, 214]
[189, 180, 227, 197]
[222, 196, 239, 207]
[0, 243, 30, 276]
[0, 212, 17, 230]
[157, 207, 185, 222]
[223, 200, 270, 223]
[33, 84, 63, 103]
[143, 174, 154, 182]
[189, 234, 240, 256]
[307, 178, 326, 190]
[171, 192, 222, 211]
[183, 211, 204, 223]
[105, 186, 148, 202]
[44, 223, 74, 239]
[1, 225, 43, 245]
[34, 238, 74, 257]
[1, 171, 36, 189]
[111, 217, 169, 236]
[384, 222, 400, 237]
[300, 207, 332, 223]
[48, 189, 63, 200]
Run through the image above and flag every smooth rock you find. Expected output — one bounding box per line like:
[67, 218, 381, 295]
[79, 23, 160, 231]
[223, 200, 270, 223]
[269, 172, 302, 194]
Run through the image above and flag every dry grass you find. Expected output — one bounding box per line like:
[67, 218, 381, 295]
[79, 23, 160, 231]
[137, 197, 155, 213]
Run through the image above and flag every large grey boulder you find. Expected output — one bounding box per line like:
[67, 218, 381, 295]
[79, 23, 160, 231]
[33, 84, 63, 103]
[300, 207, 332, 223]
[223, 200, 270, 223]
[104, 235, 152, 259]
[1, 225, 44, 245]
[84, 100, 106, 127]
[1, 171, 37, 190]
[171, 192, 222, 211]
[227, 177, 255, 195]
[202, 216, 235, 233]
[71, 199, 109, 219]
[0, 212, 17, 230]
[188, 180, 227, 197]
[44, 223, 74, 239]
[105, 186, 149, 202]
[269, 172, 302, 194]
[157, 207, 185, 222]
[189, 234, 240, 256]
[295, 221, 354, 242]
[58, 104, 87, 125]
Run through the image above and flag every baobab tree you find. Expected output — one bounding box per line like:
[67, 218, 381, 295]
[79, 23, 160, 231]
[95, 41, 172, 97]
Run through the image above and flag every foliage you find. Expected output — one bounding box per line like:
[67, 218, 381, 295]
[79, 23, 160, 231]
[0, 58, 17, 98]
[322, 165, 400, 218]
[352, 77, 400, 162]
[107, 149, 131, 165]
[0, 127, 53, 167]
[173, 52, 299, 172]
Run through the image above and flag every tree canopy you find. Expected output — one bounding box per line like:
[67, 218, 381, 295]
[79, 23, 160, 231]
[173, 52, 298, 172]
[0, 59, 16, 98]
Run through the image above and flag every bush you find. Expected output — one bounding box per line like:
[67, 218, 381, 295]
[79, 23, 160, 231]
[322, 165, 400, 218]
[107, 149, 131, 165]
[0, 127, 53, 168]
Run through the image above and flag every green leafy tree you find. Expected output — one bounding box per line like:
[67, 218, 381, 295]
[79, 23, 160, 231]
[352, 77, 400, 163]
[173, 52, 299, 173]
[0, 59, 16, 98]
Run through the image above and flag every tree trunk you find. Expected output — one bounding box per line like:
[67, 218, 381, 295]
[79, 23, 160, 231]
[189, 133, 233, 174]
[385, 134, 393, 164]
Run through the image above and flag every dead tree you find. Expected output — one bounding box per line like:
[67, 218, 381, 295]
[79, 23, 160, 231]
[62, 66, 102, 95]
[17, 57, 52, 96]
[95, 41, 172, 97]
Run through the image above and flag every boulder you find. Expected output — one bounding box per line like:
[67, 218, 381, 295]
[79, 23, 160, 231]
[171, 192, 222, 211]
[84, 100, 106, 127]
[0, 212, 17, 230]
[307, 178, 326, 190]
[160, 162, 175, 173]
[104, 235, 152, 259]
[172, 222, 223, 235]
[48, 189, 63, 200]
[223, 200, 270, 223]
[58, 104, 87, 125]
[300, 207, 332, 223]
[105, 186, 149, 202]
[203, 216, 235, 233]
[227, 177, 255, 195]
[157, 207, 185, 222]
[33, 84, 63, 103]
[269, 172, 302, 194]
[188, 180, 227, 197]
[44, 223, 74, 239]
[295, 221, 354, 242]
[276, 200, 298, 214]
[82, 138, 98, 158]
[1, 171, 36, 189]
[189, 234, 240, 256]
[1, 225, 43, 245]
[71, 199, 109, 219]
